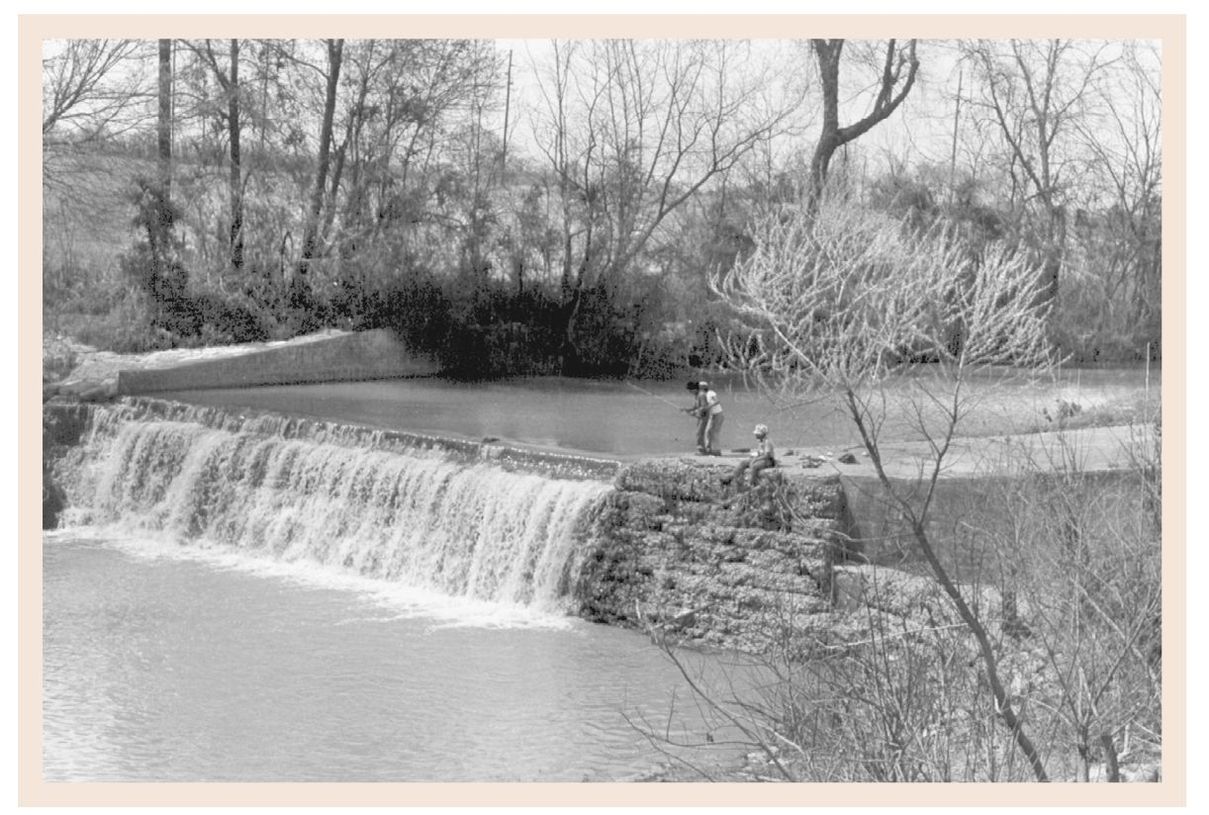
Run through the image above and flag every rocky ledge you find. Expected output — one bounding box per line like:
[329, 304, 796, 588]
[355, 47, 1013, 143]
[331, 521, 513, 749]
[575, 457, 849, 653]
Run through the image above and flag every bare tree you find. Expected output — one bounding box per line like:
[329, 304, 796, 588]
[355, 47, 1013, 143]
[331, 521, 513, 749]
[192, 39, 246, 272]
[808, 39, 920, 205]
[42, 38, 152, 290]
[960, 39, 1112, 312]
[530, 39, 806, 369]
[1065, 41, 1162, 356]
[969, 432, 1162, 782]
[713, 198, 1056, 780]
[42, 38, 149, 146]
[157, 39, 173, 200]
[296, 38, 344, 287]
[316, 40, 496, 263]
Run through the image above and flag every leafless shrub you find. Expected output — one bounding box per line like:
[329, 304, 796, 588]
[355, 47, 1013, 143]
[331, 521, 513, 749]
[700, 197, 1057, 778]
[957, 428, 1162, 782]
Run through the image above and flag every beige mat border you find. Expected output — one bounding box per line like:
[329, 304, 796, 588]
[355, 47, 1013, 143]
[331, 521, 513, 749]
[18, 11, 1186, 808]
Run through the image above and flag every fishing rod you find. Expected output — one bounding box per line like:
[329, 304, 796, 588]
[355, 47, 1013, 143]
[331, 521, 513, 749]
[624, 380, 692, 412]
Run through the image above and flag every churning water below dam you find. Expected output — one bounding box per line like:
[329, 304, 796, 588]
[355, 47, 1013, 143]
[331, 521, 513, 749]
[42, 401, 750, 781]
[43, 531, 743, 782]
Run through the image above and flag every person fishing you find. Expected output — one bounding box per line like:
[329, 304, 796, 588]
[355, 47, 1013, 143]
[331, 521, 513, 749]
[700, 381, 724, 456]
[683, 380, 709, 454]
[721, 424, 776, 490]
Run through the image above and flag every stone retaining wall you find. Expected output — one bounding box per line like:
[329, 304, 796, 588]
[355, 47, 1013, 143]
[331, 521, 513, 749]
[576, 459, 849, 652]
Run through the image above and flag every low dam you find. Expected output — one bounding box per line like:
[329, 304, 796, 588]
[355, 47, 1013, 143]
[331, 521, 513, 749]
[43, 397, 846, 651]
[40, 386, 1158, 783]
[39, 330, 1161, 782]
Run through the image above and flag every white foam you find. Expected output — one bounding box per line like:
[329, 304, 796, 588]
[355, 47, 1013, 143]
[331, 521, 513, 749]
[54, 407, 614, 628]
[47, 526, 578, 632]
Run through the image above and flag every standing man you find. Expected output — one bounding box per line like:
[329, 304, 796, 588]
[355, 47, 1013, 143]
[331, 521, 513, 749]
[684, 380, 709, 454]
[701, 381, 724, 456]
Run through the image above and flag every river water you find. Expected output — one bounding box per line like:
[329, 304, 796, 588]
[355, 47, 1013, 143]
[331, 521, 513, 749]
[43, 530, 743, 782]
[156, 366, 1157, 457]
[42, 402, 752, 782]
[42, 368, 1154, 782]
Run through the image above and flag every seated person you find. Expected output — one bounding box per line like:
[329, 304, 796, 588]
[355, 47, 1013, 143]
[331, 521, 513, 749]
[721, 424, 776, 489]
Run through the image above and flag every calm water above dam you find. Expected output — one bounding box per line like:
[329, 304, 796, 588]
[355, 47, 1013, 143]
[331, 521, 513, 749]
[157, 366, 1155, 457]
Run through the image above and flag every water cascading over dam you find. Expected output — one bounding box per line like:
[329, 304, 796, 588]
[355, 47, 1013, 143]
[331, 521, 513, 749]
[48, 400, 616, 614]
[45, 397, 847, 648]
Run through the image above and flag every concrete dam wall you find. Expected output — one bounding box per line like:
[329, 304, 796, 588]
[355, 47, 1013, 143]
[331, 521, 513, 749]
[115, 328, 440, 395]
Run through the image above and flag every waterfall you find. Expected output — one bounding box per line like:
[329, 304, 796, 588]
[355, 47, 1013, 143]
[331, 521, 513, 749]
[52, 402, 615, 613]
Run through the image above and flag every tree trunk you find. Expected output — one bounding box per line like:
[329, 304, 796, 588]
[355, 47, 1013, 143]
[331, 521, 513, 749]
[501, 49, 513, 173]
[808, 40, 843, 203]
[157, 39, 172, 200]
[228, 39, 244, 271]
[808, 39, 919, 206]
[1101, 733, 1121, 782]
[199, 38, 244, 274]
[151, 39, 176, 326]
[298, 38, 344, 282]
